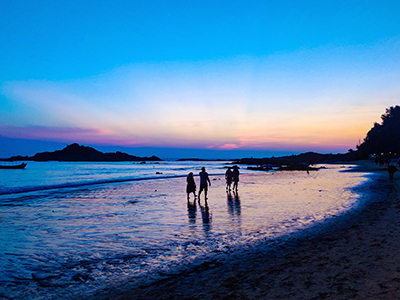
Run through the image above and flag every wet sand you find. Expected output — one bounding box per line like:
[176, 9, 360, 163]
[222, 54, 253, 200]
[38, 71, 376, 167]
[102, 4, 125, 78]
[83, 161, 400, 300]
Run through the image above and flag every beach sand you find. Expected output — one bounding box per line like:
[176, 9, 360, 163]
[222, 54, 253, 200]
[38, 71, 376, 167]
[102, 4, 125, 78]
[83, 161, 400, 300]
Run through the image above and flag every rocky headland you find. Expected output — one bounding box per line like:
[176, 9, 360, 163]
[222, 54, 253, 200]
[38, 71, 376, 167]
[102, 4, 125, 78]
[3, 143, 162, 162]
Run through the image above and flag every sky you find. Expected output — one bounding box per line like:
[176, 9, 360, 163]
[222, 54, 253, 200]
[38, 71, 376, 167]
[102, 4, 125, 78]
[1, 0, 400, 159]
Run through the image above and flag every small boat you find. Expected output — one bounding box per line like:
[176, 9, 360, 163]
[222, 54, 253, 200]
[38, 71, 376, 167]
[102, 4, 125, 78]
[0, 162, 27, 169]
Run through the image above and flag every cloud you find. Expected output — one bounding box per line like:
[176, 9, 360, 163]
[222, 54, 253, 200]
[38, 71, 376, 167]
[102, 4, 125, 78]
[210, 144, 241, 150]
[0, 126, 109, 144]
[2, 41, 400, 152]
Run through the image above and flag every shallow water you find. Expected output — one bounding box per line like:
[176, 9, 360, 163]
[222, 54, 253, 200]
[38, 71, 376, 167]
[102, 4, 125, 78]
[0, 161, 226, 195]
[0, 162, 370, 299]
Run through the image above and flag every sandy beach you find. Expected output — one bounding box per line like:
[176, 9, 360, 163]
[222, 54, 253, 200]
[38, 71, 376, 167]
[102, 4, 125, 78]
[81, 161, 400, 300]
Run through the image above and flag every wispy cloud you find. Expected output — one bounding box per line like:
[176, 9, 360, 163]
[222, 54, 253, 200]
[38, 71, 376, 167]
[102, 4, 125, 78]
[2, 41, 400, 152]
[0, 126, 125, 145]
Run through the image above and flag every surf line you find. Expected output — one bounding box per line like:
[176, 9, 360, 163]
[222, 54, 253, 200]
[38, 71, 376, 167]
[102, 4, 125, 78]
[0, 173, 225, 196]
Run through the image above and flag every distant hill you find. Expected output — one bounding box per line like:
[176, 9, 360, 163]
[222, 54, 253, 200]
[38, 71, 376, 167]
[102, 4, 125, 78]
[4, 143, 163, 162]
[177, 158, 226, 161]
[233, 151, 358, 166]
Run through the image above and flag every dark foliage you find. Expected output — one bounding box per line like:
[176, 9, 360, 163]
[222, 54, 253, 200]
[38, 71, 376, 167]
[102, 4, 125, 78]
[356, 106, 400, 158]
[233, 151, 359, 166]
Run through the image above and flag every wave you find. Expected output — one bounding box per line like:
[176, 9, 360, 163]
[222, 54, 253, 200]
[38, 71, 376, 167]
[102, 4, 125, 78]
[0, 174, 189, 196]
[0, 172, 225, 196]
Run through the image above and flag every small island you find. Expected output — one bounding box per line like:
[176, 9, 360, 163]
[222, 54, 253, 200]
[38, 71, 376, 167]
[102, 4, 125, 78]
[2, 143, 163, 162]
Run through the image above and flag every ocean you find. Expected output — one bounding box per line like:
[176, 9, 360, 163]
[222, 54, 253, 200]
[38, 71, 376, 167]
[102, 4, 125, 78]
[0, 161, 372, 299]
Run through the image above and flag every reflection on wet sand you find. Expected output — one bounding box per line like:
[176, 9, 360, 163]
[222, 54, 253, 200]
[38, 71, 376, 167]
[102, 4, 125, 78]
[227, 190, 241, 232]
[227, 190, 241, 218]
[187, 199, 197, 227]
[187, 198, 212, 234]
[199, 200, 212, 233]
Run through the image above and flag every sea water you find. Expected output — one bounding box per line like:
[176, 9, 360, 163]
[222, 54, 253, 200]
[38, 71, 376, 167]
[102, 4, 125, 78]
[0, 161, 371, 299]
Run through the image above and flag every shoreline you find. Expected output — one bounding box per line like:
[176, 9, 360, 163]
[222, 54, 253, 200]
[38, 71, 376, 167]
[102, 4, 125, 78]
[80, 160, 400, 299]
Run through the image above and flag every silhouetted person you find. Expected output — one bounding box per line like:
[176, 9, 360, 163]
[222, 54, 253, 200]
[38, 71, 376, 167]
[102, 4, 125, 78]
[186, 172, 196, 200]
[232, 165, 239, 191]
[388, 164, 397, 179]
[198, 167, 211, 201]
[225, 167, 233, 190]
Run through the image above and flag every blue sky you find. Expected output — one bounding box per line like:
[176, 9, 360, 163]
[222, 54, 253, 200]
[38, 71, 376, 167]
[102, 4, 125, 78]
[1, 1, 400, 159]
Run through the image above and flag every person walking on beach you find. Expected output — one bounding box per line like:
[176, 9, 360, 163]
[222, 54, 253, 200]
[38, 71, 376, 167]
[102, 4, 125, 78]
[225, 167, 233, 191]
[186, 172, 196, 200]
[232, 165, 239, 191]
[198, 167, 211, 201]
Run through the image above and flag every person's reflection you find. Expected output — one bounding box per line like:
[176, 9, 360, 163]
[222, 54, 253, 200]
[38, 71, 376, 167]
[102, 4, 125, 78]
[227, 190, 241, 234]
[227, 190, 241, 217]
[187, 198, 197, 228]
[199, 199, 212, 233]
[227, 190, 234, 216]
[233, 190, 241, 216]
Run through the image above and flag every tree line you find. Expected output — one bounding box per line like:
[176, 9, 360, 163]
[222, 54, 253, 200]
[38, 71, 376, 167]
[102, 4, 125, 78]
[356, 105, 400, 159]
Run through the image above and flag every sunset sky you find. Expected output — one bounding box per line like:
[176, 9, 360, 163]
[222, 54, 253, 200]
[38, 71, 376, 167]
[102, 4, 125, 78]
[1, 1, 400, 159]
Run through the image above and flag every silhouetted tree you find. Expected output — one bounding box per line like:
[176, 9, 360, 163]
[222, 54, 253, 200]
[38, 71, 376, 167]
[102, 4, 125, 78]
[357, 106, 400, 158]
